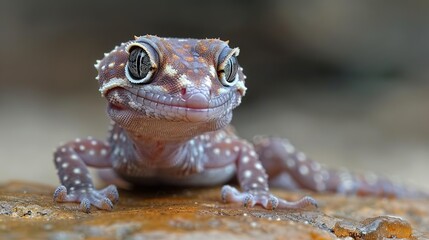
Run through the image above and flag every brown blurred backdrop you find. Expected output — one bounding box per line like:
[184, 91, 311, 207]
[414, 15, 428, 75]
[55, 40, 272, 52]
[0, 1, 428, 191]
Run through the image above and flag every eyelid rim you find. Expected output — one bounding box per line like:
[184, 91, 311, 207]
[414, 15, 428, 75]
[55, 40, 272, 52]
[125, 42, 159, 69]
[124, 42, 159, 84]
[218, 47, 240, 70]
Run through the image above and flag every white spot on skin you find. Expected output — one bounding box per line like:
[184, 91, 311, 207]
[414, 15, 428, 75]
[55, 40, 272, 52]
[91, 140, 97, 146]
[74, 180, 81, 185]
[233, 146, 240, 152]
[121, 134, 127, 142]
[241, 156, 250, 164]
[209, 65, 216, 77]
[75, 138, 81, 143]
[243, 170, 252, 178]
[89, 150, 95, 156]
[204, 75, 212, 88]
[257, 176, 264, 183]
[164, 64, 178, 76]
[73, 168, 81, 174]
[108, 62, 115, 68]
[101, 65, 106, 70]
[311, 162, 321, 171]
[297, 152, 306, 162]
[225, 150, 231, 156]
[62, 163, 69, 168]
[100, 149, 108, 156]
[71, 154, 78, 160]
[299, 165, 309, 175]
[61, 148, 66, 153]
[249, 151, 256, 157]
[63, 176, 68, 181]
[70, 187, 75, 191]
[113, 134, 118, 140]
[178, 74, 192, 87]
[217, 88, 229, 95]
[286, 158, 295, 168]
[254, 163, 263, 170]
[283, 143, 295, 154]
[251, 183, 258, 188]
[79, 145, 85, 151]
[213, 148, 220, 155]
[56, 157, 62, 163]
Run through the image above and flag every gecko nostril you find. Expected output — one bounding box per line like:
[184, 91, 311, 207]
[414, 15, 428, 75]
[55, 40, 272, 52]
[181, 87, 187, 96]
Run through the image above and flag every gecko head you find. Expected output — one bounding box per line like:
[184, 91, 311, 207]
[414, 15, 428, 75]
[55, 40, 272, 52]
[95, 35, 247, 140]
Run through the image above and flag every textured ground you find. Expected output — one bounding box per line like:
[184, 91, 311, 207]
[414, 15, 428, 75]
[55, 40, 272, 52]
[0, 181, 428, 240]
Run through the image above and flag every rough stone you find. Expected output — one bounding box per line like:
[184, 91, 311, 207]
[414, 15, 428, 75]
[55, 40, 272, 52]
[0, 181, 428, 239]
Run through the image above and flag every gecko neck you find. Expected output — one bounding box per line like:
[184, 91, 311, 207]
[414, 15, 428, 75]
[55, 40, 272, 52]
[125, 130, 191, 169]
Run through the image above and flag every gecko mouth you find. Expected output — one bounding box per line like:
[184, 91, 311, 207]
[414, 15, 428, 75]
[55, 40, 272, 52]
[106, 87, 234, 122]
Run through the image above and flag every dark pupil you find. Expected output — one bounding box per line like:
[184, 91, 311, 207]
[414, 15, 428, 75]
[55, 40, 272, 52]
[128, 47, 151, 80]
[224, 56, 238, 82]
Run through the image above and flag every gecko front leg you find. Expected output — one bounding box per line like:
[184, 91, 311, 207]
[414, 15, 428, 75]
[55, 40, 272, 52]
[221, 141, 318, 210]
[53, 137, 119, 212]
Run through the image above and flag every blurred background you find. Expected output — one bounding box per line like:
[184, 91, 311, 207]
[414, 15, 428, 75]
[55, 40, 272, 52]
[0, 1, 428, 191]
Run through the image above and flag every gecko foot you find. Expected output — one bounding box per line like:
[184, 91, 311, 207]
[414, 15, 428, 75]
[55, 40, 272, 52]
[221, 185, 317, 210]
[53, 185, 119, 213]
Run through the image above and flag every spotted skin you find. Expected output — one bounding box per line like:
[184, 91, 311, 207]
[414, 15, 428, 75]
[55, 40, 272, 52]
[53, 35, 422, 212]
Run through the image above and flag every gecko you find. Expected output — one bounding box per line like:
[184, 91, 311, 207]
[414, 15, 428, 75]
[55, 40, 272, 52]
[53, 35, 424, 213]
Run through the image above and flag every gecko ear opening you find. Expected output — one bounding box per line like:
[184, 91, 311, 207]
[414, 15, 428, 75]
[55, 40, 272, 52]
[125, 44, 157, 84]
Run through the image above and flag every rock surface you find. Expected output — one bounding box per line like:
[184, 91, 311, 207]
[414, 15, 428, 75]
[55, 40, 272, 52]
[0, 181, 428, 239]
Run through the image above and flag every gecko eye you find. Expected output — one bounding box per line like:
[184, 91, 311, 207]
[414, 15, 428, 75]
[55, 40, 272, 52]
[218, 48, 239, 87]
[126, 46, 155, 84]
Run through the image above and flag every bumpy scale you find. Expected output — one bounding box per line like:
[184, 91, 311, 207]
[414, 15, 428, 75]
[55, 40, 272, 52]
[53, 35, 423, 212]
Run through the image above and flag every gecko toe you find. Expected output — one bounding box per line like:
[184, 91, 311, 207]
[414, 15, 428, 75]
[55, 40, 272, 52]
[302, 196, 318, 208]
[53, 185, 68, 202]
[80, 198, 91, 213]
[53, 184, 120, 212]
[100, 185, 119, 204]
[221, 185, 239, 203]
[98, 198, 114, 211]
[266, 196, 279, 210]
[276, 195, 318, 210]
[243, 194, 255, 208]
